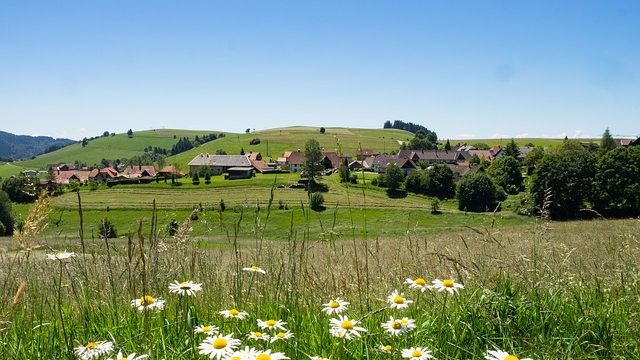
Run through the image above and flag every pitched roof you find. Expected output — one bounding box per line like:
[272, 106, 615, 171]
[188, 154, 251, 167]
[322, 151, 342, 168]
[283, 150, 304, 165]
[158, 165, 185, 176]
[398, 149, 461, 162]
[121, 165, 156, 178]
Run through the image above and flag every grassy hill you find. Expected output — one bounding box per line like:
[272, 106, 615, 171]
[451, 137, 589, 148]
[16, 129, 210, 170]
[168, 126, 414, 169]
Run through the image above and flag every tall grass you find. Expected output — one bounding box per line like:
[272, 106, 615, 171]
[0, 191, 639, 358]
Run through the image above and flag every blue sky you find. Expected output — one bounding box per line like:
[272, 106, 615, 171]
[1, 1, 638, 140]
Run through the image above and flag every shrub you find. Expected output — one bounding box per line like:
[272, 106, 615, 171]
[310, 192, 325, 211]
[219, 199, 226, 212]
[192, 173, 200, 185]
[99, 218, 117, 239]
[430, 198, 441, 214]
[167, 219, 179, 236]
[278, 199, 288, 210]
[456, 173, 498, 212]
[0, 190, 14, 236]
[249, 138, 261, 145]
[204, 173, 211, 185]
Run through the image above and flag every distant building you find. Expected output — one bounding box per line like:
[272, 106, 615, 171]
[277, 150, 305, 172]
[188, 153, 252, 175]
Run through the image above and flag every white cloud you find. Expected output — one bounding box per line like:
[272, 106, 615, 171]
[490, 133, 511, 139]
[514, 133, 529, 138]
[453, 133, 476, 139]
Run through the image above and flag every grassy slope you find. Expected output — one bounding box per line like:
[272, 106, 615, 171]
[16, 129, 209, 169]
[168, 126, 414, 169]
[0, 163, 25, 178]
[451, 138, 591, 148]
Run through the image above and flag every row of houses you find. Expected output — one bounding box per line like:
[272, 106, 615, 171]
[49, 164, 184, 185]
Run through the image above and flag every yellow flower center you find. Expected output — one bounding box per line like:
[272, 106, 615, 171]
[330, 301, 340, 308]
[86, 342, 99, 349]
[393, 295, 405, 304]
[276, 332, 285, 338]
[256, 354, 271, 360]
[384, 345, 392, 351]
[251, 265, 260, 270]
[119, 358, 128, 360]
[180, 281, 188, 285]
[341, 320, 354, 330]
[202, 326, 211, 333]
[266, 320, 276, 326]
[505, 356, 519, 360]
[140, 295, 155, 305]
[442, 279, 455, 288]
[229, 309, 240, 316]
[415, 278, 426, 286]
[180, 281, 191, 289]
[254, 332, 263, 338]
[213, 338, 227, 349]
[392, 321, 402, 329]
[412, 350, 422, 357]
[400, 319, 409, 325]
[231, 357, 241, 360]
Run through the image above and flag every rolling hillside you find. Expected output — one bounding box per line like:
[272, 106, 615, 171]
[0, 130, 74, 160]
[167, 126, 414, 169]
[16, 129, 210, 170]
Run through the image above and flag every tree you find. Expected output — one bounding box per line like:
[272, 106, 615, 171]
[99, 218, 117, 239]
[383, 120, 392, 129]
[405, 130, 437, 150]
[488, 155, 524, 194]
[319, 127, 326, 134]
[523, 146, 545, 175]
[469, 154, 481, 165]
[303, 139, 323, 185]
[310, 192, 325, 211]
[384, 163, 405, 192]
[531, 149, 596, 219]
[1, 176, 38, 203]
[444, 139, 452, 151]
[456, 173, 498, 212]
[600, 127, 616, 154]
[245, 128, 251, 134]
[102, 131, 110, 137]
[127, 129, 133, 138]
[240, 148, 245, 155]
[81, 137, 88, 147]
[215, 149, 227, 155]
[338, 160, 350, 183]
[591, 146, 640, 216]
[424, 164, 455, 199]
[503, 139, 520, 158]
[0, 190, 14, 236]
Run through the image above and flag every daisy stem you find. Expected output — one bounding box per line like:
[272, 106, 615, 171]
[56, 261, 70, 356]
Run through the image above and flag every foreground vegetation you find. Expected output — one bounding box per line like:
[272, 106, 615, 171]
[0, 194, 639, 359]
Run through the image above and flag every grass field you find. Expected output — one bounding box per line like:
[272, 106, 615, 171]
[451, 137, 590, 148]
[16, 129, 210, 170]
[0, 194, 638, 359]
[0, 163, 27, 178]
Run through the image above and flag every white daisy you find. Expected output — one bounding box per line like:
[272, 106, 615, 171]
[379, 344, 393, 354]
[269, 330, 294, 343]
[47, 250, 75, 261]
[219, 308, 248, 319]
[168, 280, 203, 296]
[198, 334, 241, 359]
[387, 290, 413, 310]
[401, 347, 434, 359]
[309, 356, 329, 360]
[248, 331, 270, 342]
[381, 316, 416, 336]
[253, 349, 289, 360]
[321, 297, 349, 315]
[224, 346, 259, 360]
[256, 319, 287, 331]
[74, 340, 113, 360]
[195, 324, 219, 335]
[329, 315, 367, 339]
[485, 349, 533, 360]
[404, 277, 431, 292]
[242, 265, 266, 274]
[131, 295, 165, 312]
[108, 351, 148, 360]
[431, 278, 464, 294]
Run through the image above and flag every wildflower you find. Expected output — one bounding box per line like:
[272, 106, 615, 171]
[379, 344, 393, 354]
[381, 316, 416, 336]
[329, 315, 367, 339]
[404, 277, 431, 292]
[309, 356, 329, 360]
[131, 295, 165, 312]
[219, 308, 248, 319]
[269, 330, 294, 343]
[225, 346, 259, 360]
[321, 297, 349, 315]
[256, 319, 287, 331]
[387, 290, 413, 310]
[108, 351, 148, 360]
[198, 334, 241, 359]
[168, 280, 202, 296]
[242, 265, 266, 274]
[485, 349, 533, 360]
[195, 325, 219, 335]
[74, 340, 113, 360]
[47, 251, 75, 260]
[401, 347, 434, 359]
[254, 349, 289, 360]
[431, 278, 464, 294]
[248, 331, 270, 342]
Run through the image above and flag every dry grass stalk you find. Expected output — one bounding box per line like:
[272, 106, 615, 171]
[13, 191, 52, 251]
[12, 281, 27, 306]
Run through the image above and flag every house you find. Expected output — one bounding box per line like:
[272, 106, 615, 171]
[278, 150, 305, 172]
[397, 149, 466, 164]
[21, 170, 38, 176]
[121, 165, 156, 179]
[371, 155, 416, 175]
[362, 156, 376, 169]
[468, 150, 493, 161]
[614, 138, 639, 147]
[518, 146, 535, 159]
[89, 167, 120, 182]
[157, 165, 185, 179]
[631, 138, 640, 147]
[321, 151, 342, 169]
[74, 170, 92, 183]
[188, 153, 252, 175]
[348, 160, 364, 171]
[51, 170, 80, 185]
[447, 162, 485, 180]
[247, 152, 272, 173]
[225, 167, 254, 180]
[490, 146, 504, 159]
[356, 149, 380, 160]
